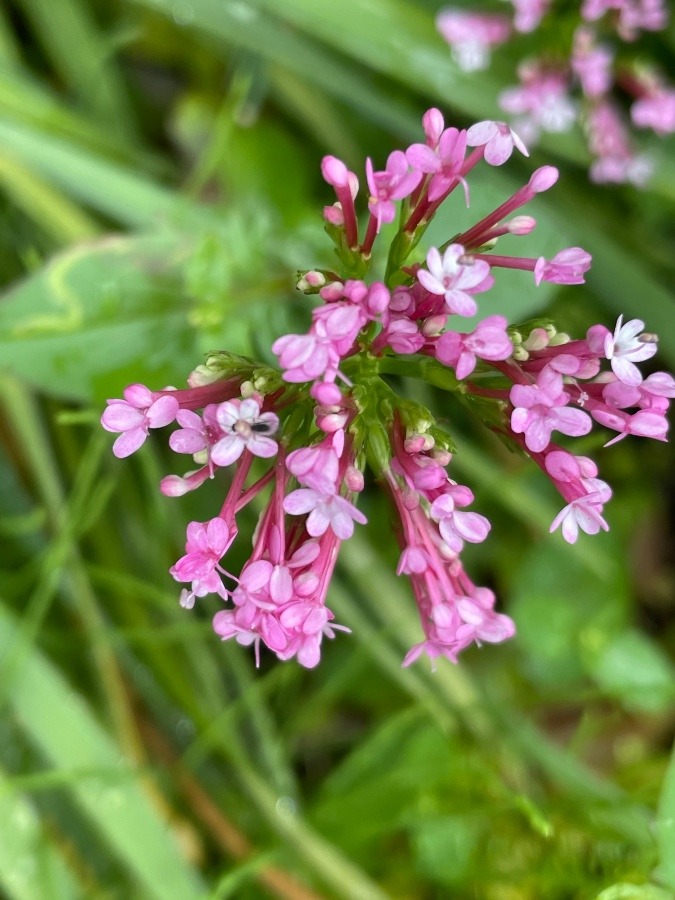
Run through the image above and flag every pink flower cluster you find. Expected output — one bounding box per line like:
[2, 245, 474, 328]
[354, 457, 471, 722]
[436, 1, 673, 184]
[102, 108, 673, 670]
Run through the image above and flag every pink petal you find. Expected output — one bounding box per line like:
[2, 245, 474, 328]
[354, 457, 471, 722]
[123, 384, 154, 408]
[554, 406, 592, 438]
[102, 403, 145, 432]
[484, 132, 515, 165]
[611, 357, 643, 386]
[297, 638, 322, 668]
[238, 398, 261, 422]
[169, 429, 206, 454]
[466, 120, 499, 145]
[241, 560, 273, 592]
[248, 435, 279, 459]
[284, 489, 320, 516]
[211, 434, 245, 467]
[306, 506, 332, 537]
[206, 517, 230, 553]
[112, 427, 147, 458]
[406, 143, 440, 172]
[417, 269, 444, 295]
[216, 401, 240, 430]
[270, 565, 293, 604]
[147, 395, 179, 428]
[445, 289, 478, 317]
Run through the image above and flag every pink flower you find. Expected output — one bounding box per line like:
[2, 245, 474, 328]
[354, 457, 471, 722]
[436, 9, 511, 72]
[500, 65, 576, 140]
[170, 517, 234, 601]
[283, 488, 367, 540]
[455, 588, 517, 642]
[550, 492, 610, 543]
[406, 127, 469, 202]
[417, 245, 493, 317]
[275, 332, 340, 383]
[618, 0, 668, 38]
[286, 441, 340, 494]
[382, 318, 425, 355]
[572, 28, 613, 99]
[587, 102, 653, 186]
[466, 120, 529, 165]
[435, 315, 513, 378]
[631, 89, 675, 136]
[641, 372, 675, 399]
[101, 384, 179, 458]
[430, 492, 491, 554]
[592, 407, 669, 445]
[510, 366, 592, 452]
[511, 0, 551, 32]
[534, 248, 592, 285]
[603, 315, 657, 386]
[365, 151, 422, 232]
[211, 398, 279, 467]
[169, 404, 223, 472]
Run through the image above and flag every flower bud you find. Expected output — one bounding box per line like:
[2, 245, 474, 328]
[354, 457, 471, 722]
[345, 466, 365, 492]
[311, 382, 343, 406]
[508, 215, 536, 235]
[321, 155, 350, 187]
[423, 108, 445, 146]
[528, 165, 559, 193]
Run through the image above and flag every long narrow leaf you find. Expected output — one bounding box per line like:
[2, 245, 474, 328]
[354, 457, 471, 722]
[0, 604, 206, 900]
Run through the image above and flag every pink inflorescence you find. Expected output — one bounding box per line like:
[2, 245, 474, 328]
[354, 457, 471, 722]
[102, 109, 674, 670]
[436, 1, 673, 185]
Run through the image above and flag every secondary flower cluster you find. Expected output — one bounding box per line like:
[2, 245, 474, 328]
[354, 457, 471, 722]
[102, 108, 673, 669]
[437, 0, 674, 184]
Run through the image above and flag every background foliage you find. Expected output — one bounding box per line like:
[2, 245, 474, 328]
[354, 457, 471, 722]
[0, 1, 673, 897]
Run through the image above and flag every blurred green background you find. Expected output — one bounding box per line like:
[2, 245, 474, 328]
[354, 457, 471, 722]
[0, 1, 674, 898]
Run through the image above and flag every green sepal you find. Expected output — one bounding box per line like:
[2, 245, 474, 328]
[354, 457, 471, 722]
[191, 351, 283, 396]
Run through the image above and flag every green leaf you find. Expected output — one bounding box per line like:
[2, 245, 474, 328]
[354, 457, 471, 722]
[586, 629, 675, 714]
[0, 604, 206, 900]
[655, 740, 675, 891]
[510, 537, 629, 689]
[12, 0, 136, 139]
[0, 119, 211, 230]
[0, 233, 199, 402]
[0, 766, 80, 900]
[410, 815, 482, 886]
[595, 884, 675, 900]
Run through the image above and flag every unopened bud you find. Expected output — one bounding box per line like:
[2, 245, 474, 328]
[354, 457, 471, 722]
[321, 155, 350, 188]
[317, 411, 348, 433]
[423, 108, 445, 146]
[422, 315, 446, 337]
[240, 380, 255, 397]
[523, 327, 549, 351]
[432, 449, 452, 466]
[508, 215, 536, 235]
[323, 203, 344, 226]
[367, 282, 390, 315]
[549, 332, 571, 346]
[161, 475, 189, 497]
[344, 466, 365, 492]
[405, 434, 434, 454]
[319, 281, 344, 302]
[297, 270, 326, 292]
[528, 165, 559, 193]
[311, 381, 343, 406]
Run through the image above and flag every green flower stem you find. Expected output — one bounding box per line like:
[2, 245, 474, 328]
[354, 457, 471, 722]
[371, 354, 462, 392]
